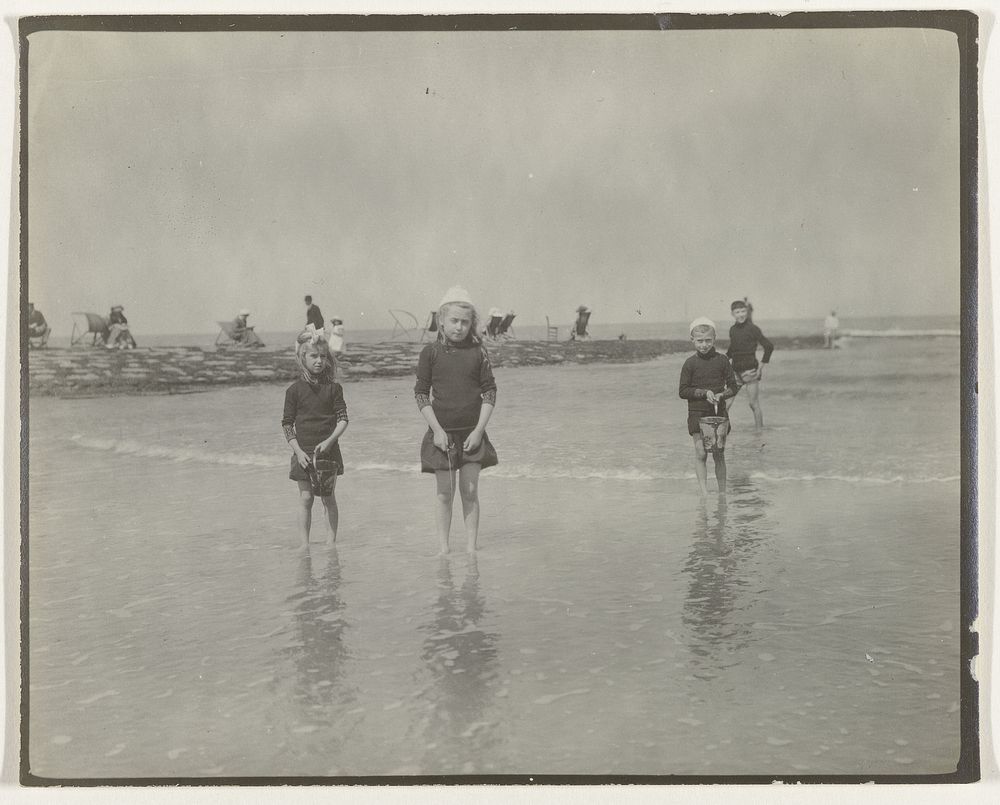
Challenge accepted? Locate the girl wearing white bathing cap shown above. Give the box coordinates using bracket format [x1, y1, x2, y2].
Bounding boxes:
[414, 286, 499, 554]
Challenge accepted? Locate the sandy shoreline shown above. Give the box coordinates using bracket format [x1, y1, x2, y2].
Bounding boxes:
[25, 335, 826, 398]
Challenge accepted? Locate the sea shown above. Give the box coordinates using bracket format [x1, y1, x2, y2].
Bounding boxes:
[24, 317, 966, 779]
[44, 314, 961, 350]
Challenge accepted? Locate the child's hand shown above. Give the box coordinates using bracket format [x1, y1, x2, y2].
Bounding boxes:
[464, 429, 483, 452]
[705, 390, 719, 404]
[295, 450, 310, 469]
[432, 429, 450, 452]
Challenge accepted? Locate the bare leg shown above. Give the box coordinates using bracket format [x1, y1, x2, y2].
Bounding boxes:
[692, 434, 709, 497]
[745, 379, 764, 431]
[712, 450, 727, 495]
[457, 462, 482, 553]
[296, 480, 314, 545]
[319, 475, 339, 544]
[434, 469, 457, 554]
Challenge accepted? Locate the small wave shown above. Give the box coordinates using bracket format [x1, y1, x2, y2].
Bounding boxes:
[70, 435, 278, 468]
[842, 329, 959, 338]
[69, 437, 958, 485]
[352, 461, 422, 475]
[354, 459, 690, 482]
[749, 471, 960, 485]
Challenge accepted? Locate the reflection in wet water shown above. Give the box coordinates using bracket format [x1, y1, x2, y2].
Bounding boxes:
[682, 477, 772, 678]
[280, 548, 356, 714]
[414, 556, 502, 772]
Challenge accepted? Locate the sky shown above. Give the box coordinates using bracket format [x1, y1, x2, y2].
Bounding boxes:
[24, 23, 961, 334]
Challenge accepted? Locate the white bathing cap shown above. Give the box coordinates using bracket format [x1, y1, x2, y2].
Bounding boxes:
[439, 286, 474, 308]
[689, 316, 717, 334]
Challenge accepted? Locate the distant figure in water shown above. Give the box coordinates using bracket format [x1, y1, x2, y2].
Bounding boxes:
[415, 286, 498, 554]
[282, 325, 349, 545]
[304, 295, 324, 329]
[679, 317, 737, 496]
[824, 310, 840, 349]
[727, 299, 774, 432]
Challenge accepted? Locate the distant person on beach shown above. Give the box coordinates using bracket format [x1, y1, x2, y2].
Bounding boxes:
[233, 309, 252, 343]
[282, 325, 349, 546]
[27, 303, 50, 343]
[105, 304, 136, 349]
[680, 317, 738, 496]
[726, 299, 773, 432]
[328, 315, 345, 355]
[304, 295, 324, 329]
[824, 310, 840, 348]
[414, 286, 498, 554]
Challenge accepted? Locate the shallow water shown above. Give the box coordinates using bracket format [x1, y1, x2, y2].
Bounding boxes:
[26, 337, 962, 778]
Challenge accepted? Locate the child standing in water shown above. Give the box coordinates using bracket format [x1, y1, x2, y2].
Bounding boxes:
[282, 325, 349, 545]
[726, 299, 774, 431]
[414, 287, 498, 554]
[679, 317, 738, 496]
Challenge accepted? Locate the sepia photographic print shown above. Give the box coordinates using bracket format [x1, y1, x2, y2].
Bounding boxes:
[15, 9, 980, 791]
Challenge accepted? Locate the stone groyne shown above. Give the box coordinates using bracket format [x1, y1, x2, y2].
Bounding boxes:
[25, 336, 825, 398]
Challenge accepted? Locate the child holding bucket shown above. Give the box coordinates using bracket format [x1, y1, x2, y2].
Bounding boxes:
[679, 317, 738, 496]
[282, 325, 349, 545]
[414, 286, 498, 554]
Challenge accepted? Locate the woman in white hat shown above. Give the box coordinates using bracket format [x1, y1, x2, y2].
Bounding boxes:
[414, 286, 499, 554]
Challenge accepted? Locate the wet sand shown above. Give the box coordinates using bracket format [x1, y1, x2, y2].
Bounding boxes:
[26, 340, 962, 778]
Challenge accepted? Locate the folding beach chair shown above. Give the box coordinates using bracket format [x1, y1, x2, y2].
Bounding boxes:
[215, 320, 264, 348]
[546, 316, 559, 341]
[388, 309, 421, 340]
[70, 312, 110, 346]
[419, 311, 439, 343]
[497, 311, 516, 339]
[484, 308, 504, 340]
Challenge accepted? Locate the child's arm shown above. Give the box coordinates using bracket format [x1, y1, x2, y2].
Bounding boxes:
[464, 347, 498, 451]
[315, 386, 349, 455]
[315, 420, 347, 455]
[463, 401, 494, 452]
[678, 359, 705, 400]
[720, 358, 738, 400]
[756, 324, 774, 363]
[414, 346, 450, 452]
[282, 386, 310, 468]
[420, 404, 450, 452]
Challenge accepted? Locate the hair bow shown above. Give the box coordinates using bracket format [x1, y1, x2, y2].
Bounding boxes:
[295, 323, 327, 350]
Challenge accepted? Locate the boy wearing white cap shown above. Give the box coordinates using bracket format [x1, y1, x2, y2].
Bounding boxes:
[414, 286, 498, 553]
[679, 317, 738, 495]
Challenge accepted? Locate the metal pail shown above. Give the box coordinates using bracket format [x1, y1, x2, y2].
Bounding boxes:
[699, 416, 729, 452]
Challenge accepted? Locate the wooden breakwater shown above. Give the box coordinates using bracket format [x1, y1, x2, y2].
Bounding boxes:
[24, 335, 826, 397]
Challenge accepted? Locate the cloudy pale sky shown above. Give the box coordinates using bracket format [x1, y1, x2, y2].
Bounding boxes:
[25, 23, 960, 334]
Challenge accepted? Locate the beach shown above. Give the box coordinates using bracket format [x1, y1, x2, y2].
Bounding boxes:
[24, 334, 963, 778]
[26, 335, 832, 398]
